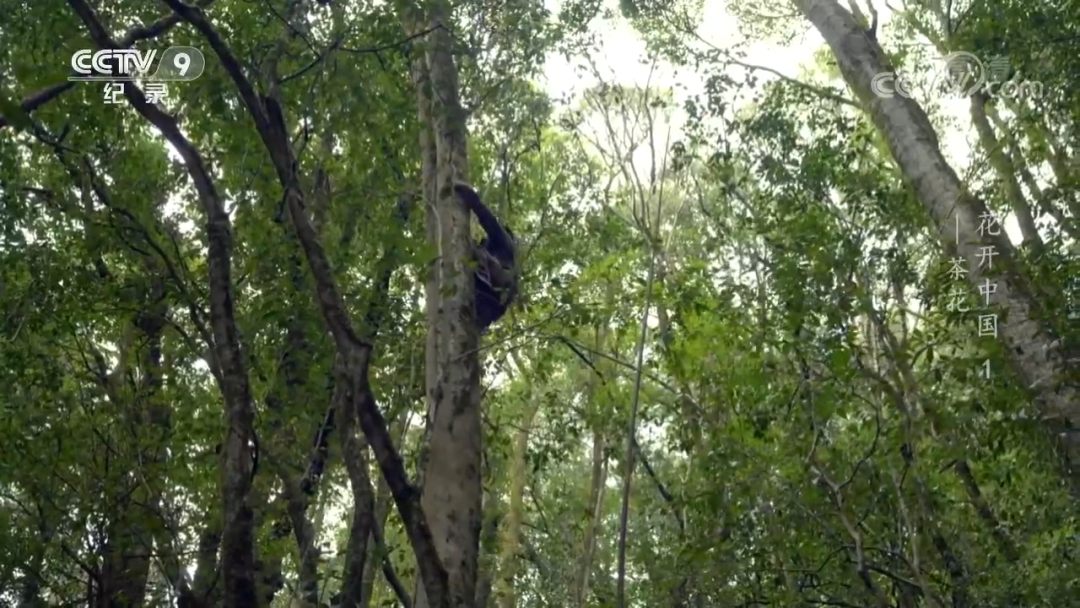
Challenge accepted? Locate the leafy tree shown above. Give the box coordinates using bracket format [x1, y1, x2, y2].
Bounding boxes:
[1, 0, 1076, 607]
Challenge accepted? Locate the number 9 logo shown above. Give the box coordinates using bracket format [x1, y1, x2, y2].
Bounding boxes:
[151, 47, 206, 81]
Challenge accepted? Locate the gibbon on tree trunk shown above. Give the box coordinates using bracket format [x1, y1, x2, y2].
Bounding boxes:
[407, 1, 484, 606]
[792, 0, 1080, 499]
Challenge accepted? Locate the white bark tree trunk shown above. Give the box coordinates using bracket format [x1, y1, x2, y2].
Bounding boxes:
[792, 0, 1080, 500]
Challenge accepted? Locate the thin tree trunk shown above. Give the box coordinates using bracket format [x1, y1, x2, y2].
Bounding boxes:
[953, 460, 1020, 561]
[494, 370, 540, 608]
[996, 111, 1046, 201]
[184, 515, 223, 607]
[969, 92, 1043, 251]
[68, 3, 262, 599]
[336, 354, 376, 608]
[1004, 98, 1080, 220]
[890, 467, 942, 608]
[986, 105, 1078, 239]
[475, 490, 502, 608]
[575, 322, 612, 607]
[615, 223, 659, 608]
[149, 1, 452, 604]
[65, 8, 264, 598]
[95, 228, 171, 608]
[575, 432, 609, 607]
[359, 458, 394, 608]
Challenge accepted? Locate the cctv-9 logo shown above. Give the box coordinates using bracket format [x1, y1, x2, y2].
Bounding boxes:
[70, 46, 205, 81]
[870, 72, 915, 99]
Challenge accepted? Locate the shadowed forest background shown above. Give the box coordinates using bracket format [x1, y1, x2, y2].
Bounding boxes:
[0, 0, 1077, 606]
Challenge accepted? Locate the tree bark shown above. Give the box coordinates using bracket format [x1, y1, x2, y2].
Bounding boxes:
[359, 447, 395, 607]
[792, 0, 1080, 501]
[66, 2, 262, 602]
[494, 384, 540, 608]
[968, 92, 1042, 251]
[407, 2, 484, 606]
[335, 355, 376, 608]
[574, 431, 608, 607]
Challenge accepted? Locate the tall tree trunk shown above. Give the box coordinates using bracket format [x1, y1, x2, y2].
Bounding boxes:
[185, 514, 223, 607]
[67, 1, 263, 596]
[97, 324, 162, 605]
[575, 322, 613, 607]
[95, 226, 171, 607]
[359, 447, 395, 608]
[106, 1, 453, 604]
[405, 1, 483, 606]
[574, 431, 609, 607]
[792, 0, 1080, 501]
[474, 489, 503, 608]
[494, 385, 541, 608]
[336, 354, 376, 608]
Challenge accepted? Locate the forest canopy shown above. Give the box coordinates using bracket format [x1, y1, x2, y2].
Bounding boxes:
[0, 0, 1077, 606]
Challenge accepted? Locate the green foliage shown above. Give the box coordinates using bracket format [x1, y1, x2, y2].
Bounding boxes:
[0, 0, 1077, 606]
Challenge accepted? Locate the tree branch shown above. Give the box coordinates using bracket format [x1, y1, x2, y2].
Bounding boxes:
[66, 0, 258, 603]
[156, 1, 450, 603]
